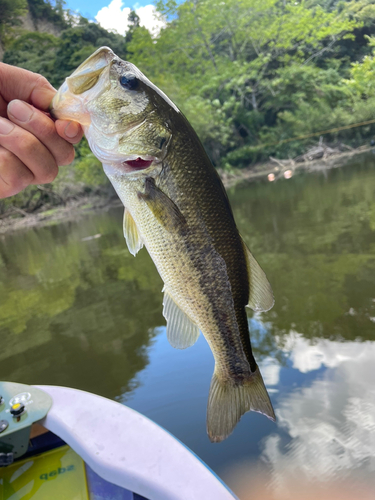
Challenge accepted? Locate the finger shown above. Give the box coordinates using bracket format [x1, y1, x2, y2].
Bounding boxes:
[55, 119, 84, 144]
[7, 100, 75, 166]
[0, 94, 7, 117]
[0, 62, 55, 112]
[0, 146, 34, 198]
[0, 117, 58, 184]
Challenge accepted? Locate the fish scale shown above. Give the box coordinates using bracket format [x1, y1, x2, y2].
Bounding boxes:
[51, 46, 275, 442]
[110, 167, 246, 375]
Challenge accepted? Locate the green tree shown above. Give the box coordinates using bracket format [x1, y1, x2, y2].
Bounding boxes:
[3, 31, 60, 83]
[124, 9, 140, 50]
[0, 0, 27, 45]
[53, 18, 127, 86]
[27, 0, 70, 29]
[129, 0, 360, 166]
[3, 0, 375, 213]
[345, 35, 375, 97]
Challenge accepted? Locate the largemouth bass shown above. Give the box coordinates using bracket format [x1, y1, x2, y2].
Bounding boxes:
[51, 47, 275, 442]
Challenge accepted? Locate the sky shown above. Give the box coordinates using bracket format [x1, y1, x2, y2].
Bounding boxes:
[63, 0, 166, 35]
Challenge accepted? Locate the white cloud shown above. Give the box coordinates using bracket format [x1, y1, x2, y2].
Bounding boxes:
[282, 331, 371, 373]
[259, 356, 281, 388]
[135, 4, 165, 35]
[96, 0, 131, 34]
[95, 0, 165, 37]
[261, 338, 375, 498]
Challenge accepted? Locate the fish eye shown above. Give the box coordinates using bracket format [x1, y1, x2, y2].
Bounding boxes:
[119, 75, 139, 90]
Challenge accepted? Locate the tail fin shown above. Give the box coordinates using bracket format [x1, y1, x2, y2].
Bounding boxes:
[206, 367, 275, 443]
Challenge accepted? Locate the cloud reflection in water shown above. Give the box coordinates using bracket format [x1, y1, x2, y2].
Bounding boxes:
[259, 332, 375, 497]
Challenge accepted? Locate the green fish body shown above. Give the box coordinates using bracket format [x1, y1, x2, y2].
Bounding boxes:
[51, 47, 275, 442]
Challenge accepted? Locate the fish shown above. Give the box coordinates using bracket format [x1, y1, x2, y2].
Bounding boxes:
[51, 46, 276, 442]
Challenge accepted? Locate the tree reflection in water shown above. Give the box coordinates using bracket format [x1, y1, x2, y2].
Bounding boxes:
[0, 154, 374, 497]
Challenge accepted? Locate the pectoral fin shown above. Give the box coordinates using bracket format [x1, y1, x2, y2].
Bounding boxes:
[163, 290, 200, 349]
[242, 238, 274, 312]
[123, 208, 144, 256]
[138, 177, 187, 233]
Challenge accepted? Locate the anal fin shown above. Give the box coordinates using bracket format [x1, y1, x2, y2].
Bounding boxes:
[242, 238, 274, 312]
[123, 208, 144, 256]
[163, 290, 200, 349]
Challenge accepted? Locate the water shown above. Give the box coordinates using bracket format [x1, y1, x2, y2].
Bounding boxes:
[1, 154, 375, 498]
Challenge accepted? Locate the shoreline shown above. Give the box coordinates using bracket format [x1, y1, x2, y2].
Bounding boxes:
[219, 145, 373, 188]
[0, 195, 123, 236]
[0, 146, 372, 235]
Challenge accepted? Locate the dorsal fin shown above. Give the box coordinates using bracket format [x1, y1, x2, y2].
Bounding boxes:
[162, 290, 200, 349]
[242, 238, 274, 312]
[123, 208, 144, 256]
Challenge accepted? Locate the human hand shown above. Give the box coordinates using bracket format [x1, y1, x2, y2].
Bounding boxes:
[0, 63, 83, 198]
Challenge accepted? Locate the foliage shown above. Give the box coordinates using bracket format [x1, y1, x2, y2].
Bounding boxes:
[27, 0, 69, 29]
[127, 0, 366, 166]
[0, 0, 27, 43]
[74, 139, 108, 187]
[3, 15, 126, 87]
[52, 19, 126, 87]
[3, 31, 60, 80]
[344, 35, 375, 97]
[124, 10, 140, 52]
[2, 0, 375, 212]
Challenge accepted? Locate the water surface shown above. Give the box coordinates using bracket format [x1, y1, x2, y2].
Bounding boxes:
[1, 154, 375, 498]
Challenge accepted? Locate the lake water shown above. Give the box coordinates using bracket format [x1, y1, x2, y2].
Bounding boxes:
[1, 154, 375, 499]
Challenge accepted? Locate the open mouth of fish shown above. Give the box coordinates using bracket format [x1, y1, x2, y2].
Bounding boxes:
[50, 46, 163, 175]
[122, 157, 155, 172]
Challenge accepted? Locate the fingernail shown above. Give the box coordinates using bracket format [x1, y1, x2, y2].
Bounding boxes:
[64, 121, 80, 138]
[0, 117, 14, 135]
[8, 100, 33, 123]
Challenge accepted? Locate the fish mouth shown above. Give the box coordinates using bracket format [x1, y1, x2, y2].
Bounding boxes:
[50, 47, 115, 122]
[121, 155, 158, 173]
[123, 158, 154, 171]
[68, 46, 115, 85]
[103, 155, 160, 177]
